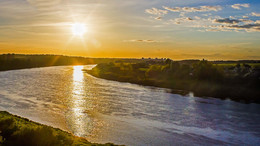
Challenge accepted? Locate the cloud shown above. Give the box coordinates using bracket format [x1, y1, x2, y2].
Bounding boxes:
[214, 18, 241, 24]
[240, 19, 254, 24]
[155, 17, 162, 20]
[205, 28, 233, 32]
[251, 12, 260, 17]
[124, 40, 161, 43]
[171, 17, 194, 24]
[227, 23, 260, 32]
[163, 5, 222, 13]
[199, 25, 233, 32]
[163, 6, 181, 12]
[203, 22, 260, 32]
[191, 17, 260, 32]
[149, 5, 260, 33]
[231, 3, 250, 10]
[145, 8, 168, 16]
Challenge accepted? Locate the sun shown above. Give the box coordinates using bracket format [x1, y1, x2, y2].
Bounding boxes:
[71, 23, 87, 36]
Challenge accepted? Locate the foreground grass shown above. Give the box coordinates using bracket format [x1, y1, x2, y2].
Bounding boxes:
[0, 111, 118, 146]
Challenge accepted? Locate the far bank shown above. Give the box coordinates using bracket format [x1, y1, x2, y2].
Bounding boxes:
[86, 60, 260, 104]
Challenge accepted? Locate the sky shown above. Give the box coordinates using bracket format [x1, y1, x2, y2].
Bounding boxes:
[0, 0, 260, 60]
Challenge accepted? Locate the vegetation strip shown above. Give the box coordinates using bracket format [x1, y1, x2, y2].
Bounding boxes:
[0, 111, 119, 146]
[86, 59, 260, 104]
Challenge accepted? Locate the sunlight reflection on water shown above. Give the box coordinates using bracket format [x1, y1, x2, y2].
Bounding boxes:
[0, 65, 259, 145]
[73, 66, 84, 82]
[69, 66, 90, 137]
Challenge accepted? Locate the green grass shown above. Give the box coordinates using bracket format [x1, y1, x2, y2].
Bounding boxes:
[0, 111, 119, 146]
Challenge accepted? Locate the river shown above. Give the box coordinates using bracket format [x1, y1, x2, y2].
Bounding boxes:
[0, 65, 259, 145]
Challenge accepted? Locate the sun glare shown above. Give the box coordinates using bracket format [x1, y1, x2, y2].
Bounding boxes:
[71, 23, 87, 36]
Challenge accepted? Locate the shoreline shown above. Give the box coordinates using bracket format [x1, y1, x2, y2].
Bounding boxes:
[86, 70, 260, 104]
[0, 111, 118, 146]
[0, 64, 95, 72]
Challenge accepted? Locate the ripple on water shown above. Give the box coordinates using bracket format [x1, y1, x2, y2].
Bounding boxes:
[0, 65, 259, 146]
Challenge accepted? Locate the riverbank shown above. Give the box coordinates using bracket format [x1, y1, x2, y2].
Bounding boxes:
[86, 61, 260, 104]
[0, 54, 143, 72]
[0, 111, 117, 146]
[0, 54, 100, 72]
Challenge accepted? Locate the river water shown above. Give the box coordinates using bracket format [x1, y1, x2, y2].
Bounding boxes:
[0, 65, 259, 145]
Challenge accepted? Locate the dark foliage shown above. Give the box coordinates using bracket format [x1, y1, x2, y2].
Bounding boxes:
[87, 60, 260, 103]
[0, 54, 141, 71]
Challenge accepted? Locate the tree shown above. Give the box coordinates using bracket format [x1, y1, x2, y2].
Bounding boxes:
[193, 60, 223, 81]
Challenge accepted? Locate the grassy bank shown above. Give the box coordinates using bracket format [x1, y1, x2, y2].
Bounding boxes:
[0, 111, 118, 146]
[86, 60, 260, 104]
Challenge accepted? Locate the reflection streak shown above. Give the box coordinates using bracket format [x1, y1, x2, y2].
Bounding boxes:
[70, 66, 89, 136]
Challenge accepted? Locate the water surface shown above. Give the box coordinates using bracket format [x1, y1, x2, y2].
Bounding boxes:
[0, 65, 259, 145]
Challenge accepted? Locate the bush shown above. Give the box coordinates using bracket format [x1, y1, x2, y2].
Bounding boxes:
[0, 118, 18, 140]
